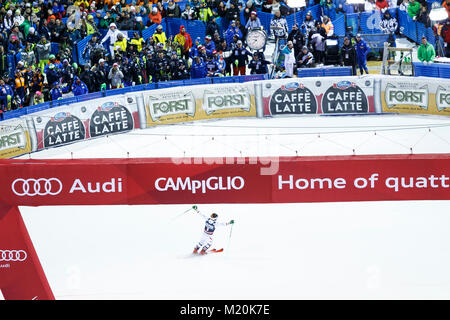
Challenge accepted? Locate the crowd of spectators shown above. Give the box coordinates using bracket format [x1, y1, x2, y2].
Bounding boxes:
[0, 0, 449, 116]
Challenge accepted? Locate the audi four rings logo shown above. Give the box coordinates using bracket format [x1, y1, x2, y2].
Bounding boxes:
[0, 250, 27, 262]
[11, 178, 63, 196]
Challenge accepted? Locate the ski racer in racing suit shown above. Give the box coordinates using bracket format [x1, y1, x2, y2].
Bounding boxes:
[192, 205, 234, 255]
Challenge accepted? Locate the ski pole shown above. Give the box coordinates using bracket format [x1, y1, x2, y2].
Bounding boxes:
[227, 222, 234, 252]
[171, 206, 195, 222]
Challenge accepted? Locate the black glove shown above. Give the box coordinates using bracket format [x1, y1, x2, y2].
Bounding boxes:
[229, 219, 235, 225]
[192, 205, 198, 211]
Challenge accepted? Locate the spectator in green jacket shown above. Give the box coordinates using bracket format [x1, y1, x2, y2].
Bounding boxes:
[417, 36, 436, 63]
[407, 0, 421, 19]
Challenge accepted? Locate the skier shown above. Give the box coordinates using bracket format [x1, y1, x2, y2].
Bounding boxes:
[192, 205, 234, 255]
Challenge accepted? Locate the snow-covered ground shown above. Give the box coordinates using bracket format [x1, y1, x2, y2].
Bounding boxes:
[20, 201, 450, 300]
[14, 113, 450, 300]
[18, 114, 450, 159]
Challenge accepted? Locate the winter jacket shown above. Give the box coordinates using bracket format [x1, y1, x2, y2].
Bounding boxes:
[191, 60, 207, 78]
[71, 78, 89, 96]
[108, 68, 124, 87]
[417, 42, 436, 62]
[407, 1, 420, 18]
[355, 39, 370, 63]
[36, 41, 51, 60]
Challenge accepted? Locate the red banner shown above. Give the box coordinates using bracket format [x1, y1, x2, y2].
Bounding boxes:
[0, 155, 450, 206]
[0, 205, 54, 300]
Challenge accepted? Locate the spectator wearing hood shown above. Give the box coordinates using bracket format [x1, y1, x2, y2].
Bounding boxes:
[72, 76, 89, 96]
[375, 0, 389, 10]
[174, 25, 193, 59]
[148, 6, 162, 25]
[101, 22, 127, 58]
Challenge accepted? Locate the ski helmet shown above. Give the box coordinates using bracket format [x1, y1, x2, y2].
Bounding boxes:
[210, 213, 218, 219]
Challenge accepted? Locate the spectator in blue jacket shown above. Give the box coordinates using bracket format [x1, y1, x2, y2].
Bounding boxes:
[355, 33, 370, 75]
[71, 77, 89, 96]
[0, 79, 14, 113]
[225, 20, 242, 45]
[8, 35, 24, 54]
[204, 35, 216, 55]
[50, 82, 63, 101]
[191, 56, 207, 79]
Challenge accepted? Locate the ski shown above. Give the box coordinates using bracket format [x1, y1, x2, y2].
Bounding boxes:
[208, 248, 223, 254]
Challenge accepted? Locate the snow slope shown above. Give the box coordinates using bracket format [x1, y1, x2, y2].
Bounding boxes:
[15, 114, 450, 299]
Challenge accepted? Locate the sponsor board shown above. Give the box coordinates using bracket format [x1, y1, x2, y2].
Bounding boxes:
[31, 95, 140, 150]
[1, 155, 450, 207]
[268, 82, 318, 115]
[381, 77, 450, 116]
[89, 101, 134, 137]
[261, 77, 373, 116]
[0, 119, 32, 159]
[322, 80, 369, 114]
[143, 84, 256, 126]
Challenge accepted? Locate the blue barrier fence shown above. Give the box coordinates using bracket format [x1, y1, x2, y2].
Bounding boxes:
[413, 62, 450, 78]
